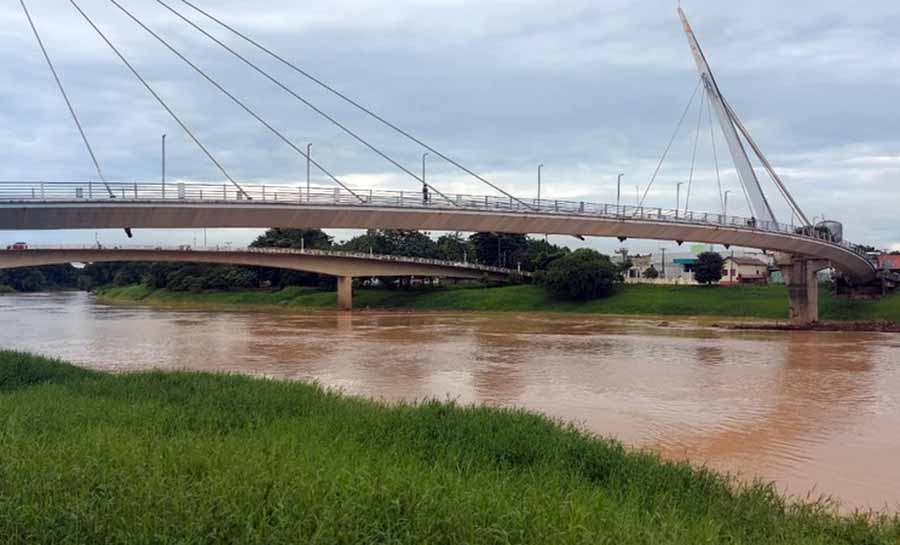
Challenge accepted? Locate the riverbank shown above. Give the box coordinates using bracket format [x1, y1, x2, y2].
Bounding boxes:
[96, 283, 900, 322]
[1, 350, 897, 544]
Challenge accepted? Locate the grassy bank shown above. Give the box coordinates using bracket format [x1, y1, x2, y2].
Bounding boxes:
[97, 283, 900, 321]
[1, 350, 897, 544]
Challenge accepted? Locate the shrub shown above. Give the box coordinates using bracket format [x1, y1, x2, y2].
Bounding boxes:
[642, 265, 660, 279]
[541, 249, 618, 301]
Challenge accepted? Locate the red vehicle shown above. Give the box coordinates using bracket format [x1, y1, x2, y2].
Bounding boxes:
[6, 242, 27, 251]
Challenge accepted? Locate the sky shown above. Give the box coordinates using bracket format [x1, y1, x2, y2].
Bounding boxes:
[1, 0, 898, 254]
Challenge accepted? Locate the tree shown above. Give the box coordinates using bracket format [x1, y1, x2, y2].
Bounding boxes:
[250, 228, 332, 250]
[468, 233, 529, 268]
[642, 265, 659, 279]
[541, 248, 619, 301]
[435, 232, 474, 262]
[339, 229, 438, 258]
[694, 251, 725, 285]
[524, 238, 569, 271]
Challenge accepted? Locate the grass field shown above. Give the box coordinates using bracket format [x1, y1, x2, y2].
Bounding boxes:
[97, 283, 900, 322]
[1, 350, 897, 544]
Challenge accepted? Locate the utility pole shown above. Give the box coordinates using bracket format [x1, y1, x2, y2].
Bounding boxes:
[660, 247, 667, 279]
[161, 133, 166, 198]
[306, 142, 312, 201]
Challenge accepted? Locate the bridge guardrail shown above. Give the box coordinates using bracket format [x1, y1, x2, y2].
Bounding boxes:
[0, 180, 872, 264]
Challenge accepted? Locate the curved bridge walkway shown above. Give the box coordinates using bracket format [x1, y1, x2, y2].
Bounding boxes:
[0, 181, 879, 322]
[0, 245, 525, 310]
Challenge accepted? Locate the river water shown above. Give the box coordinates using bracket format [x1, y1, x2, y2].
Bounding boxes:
[2, 292, 899, 512]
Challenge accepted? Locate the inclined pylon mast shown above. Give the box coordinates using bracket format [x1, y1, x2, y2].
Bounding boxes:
[677, 8, 778, 225]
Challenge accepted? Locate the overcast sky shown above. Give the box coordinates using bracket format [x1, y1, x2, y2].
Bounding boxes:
[1, 0, 898, 253]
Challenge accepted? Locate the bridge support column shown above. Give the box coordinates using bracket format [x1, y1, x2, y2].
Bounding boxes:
[775, 254, 829, 325]
[337, 276, 353, 311]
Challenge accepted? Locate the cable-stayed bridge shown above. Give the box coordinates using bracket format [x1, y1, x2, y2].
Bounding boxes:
[4, 2, 884, 324]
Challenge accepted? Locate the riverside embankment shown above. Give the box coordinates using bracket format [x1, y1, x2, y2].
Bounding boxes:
[3, 291, 900, 513]
[97, 283, 900, 322]
[2, 349, 898, 544]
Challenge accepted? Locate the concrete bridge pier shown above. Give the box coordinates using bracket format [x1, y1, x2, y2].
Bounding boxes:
[337, 276, 353, 311]
[775, 253, 829, 325]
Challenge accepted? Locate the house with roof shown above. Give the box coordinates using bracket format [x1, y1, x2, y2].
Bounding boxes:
[876, 254, 900, 272]
[722, 256, 769, 285]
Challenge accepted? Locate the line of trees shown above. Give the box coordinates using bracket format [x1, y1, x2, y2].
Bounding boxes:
[0, 264, 82, 293]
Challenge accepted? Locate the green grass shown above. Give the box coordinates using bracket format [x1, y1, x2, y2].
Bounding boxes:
[1, 350, 897, 544]
[97, 283, 900, 322]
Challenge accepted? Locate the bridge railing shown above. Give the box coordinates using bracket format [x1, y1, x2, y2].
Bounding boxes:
[0, 180, 871, 262]
[5, 243, 526, 276]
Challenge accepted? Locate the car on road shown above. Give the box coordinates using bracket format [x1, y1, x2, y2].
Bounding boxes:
[6, 242, 27, 251]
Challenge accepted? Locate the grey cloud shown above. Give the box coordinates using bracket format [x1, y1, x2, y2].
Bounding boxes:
[1, 0, 898, 251]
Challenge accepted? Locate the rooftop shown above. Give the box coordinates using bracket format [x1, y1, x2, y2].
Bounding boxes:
[725, 256, 769, 267]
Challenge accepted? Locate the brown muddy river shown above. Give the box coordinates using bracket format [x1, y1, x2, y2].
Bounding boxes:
[2, 292, 899, 512]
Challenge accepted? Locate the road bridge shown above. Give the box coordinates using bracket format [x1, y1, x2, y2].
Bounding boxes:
[0, 244, 523, 310]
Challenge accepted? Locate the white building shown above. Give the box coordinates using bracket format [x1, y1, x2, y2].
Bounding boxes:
[722, 256, 769, 285]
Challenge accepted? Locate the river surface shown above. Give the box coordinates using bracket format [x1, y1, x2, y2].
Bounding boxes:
[2, 292, 899, 512]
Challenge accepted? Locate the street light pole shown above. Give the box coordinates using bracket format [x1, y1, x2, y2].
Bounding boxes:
[422, 152, 429, 203]
[724, 190, 731, 218]
[161, 133, 166, 198]
[538, 164, 544, 203]
[306, 142, 312, 201]
[616, 173, 623, 212]
[660, 247, 667, 279]
[676, 182, 685, 218]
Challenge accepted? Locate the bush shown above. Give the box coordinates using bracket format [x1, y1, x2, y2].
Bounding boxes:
[541, 249, 618, 301]
[695, 252, 725, 285]
[642, 265, 660, 279]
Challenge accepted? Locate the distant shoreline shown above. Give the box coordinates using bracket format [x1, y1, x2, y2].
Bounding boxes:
[89, 283, 900, 323]
[716, 321, 900, 333]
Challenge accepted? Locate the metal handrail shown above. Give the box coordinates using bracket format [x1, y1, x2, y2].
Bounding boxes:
[0, 180, 872, 263]
[4, 244, 526, 276]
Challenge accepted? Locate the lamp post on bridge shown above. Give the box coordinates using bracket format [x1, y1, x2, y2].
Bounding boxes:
[537, 164, 544, 204]
[161, 133, 166, 198]
[724, 190, 731, 218]
[616, 173, 623, 213]
[422, 152, 429, 204]
[306, 142, 312, 201]
[676, 182, 685, 218]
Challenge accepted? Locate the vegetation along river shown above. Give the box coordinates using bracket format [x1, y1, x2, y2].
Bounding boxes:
[3, 291, 899, 513]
